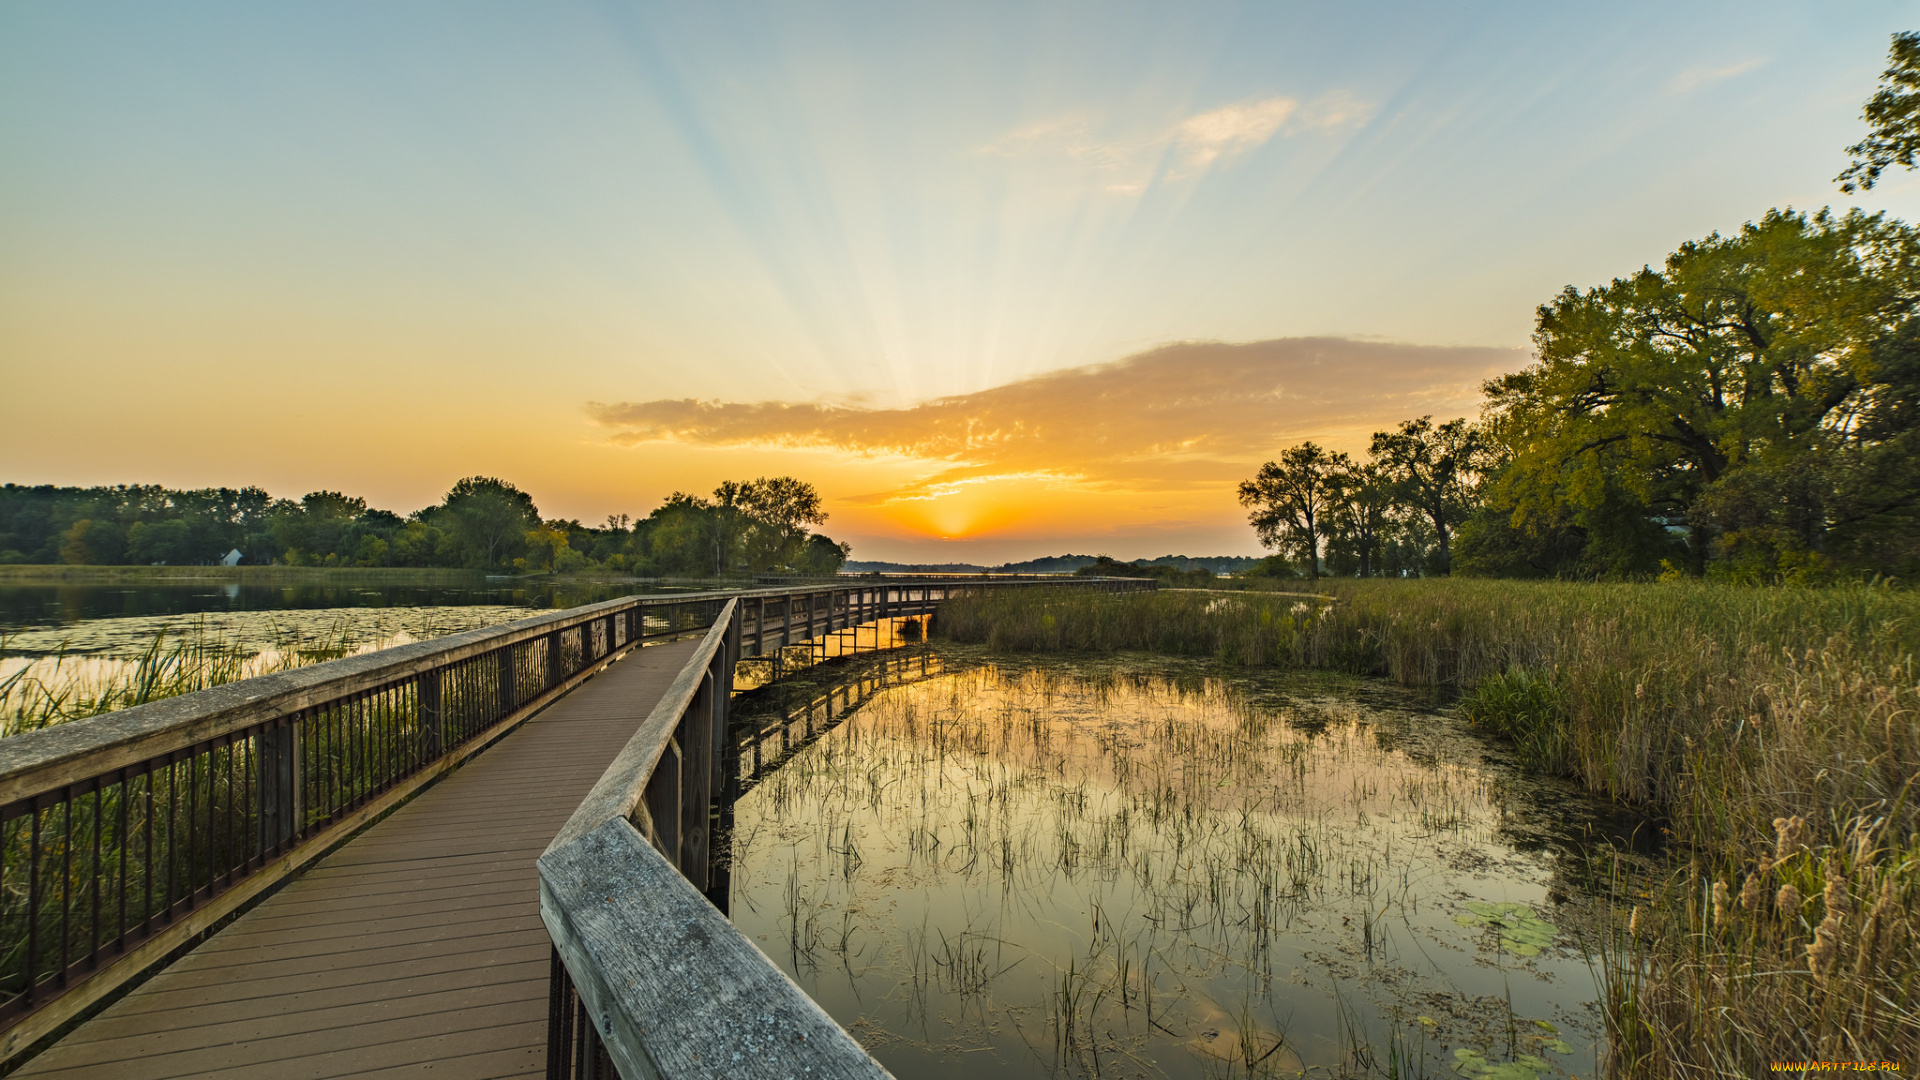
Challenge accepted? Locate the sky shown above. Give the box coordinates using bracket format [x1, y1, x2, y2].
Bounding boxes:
[5, 1, 1920, 563]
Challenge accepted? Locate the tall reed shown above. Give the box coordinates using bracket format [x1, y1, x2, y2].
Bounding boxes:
[934, 580, 1920, 1068]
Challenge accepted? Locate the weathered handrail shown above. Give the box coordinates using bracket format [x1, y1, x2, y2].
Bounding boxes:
[540, 601, 892, 1079]
[0, 576, 1153, 1067]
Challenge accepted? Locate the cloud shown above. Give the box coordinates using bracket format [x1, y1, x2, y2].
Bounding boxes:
[587, 337, 1521, 504]
[1667, 58, 1766, 95]
[980, 91, 1372, 190]
[1177, 97, 1298, 168]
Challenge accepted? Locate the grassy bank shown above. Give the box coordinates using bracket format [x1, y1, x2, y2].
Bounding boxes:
[0, 564, 490, 585]
[933, 581, 1919, 1070]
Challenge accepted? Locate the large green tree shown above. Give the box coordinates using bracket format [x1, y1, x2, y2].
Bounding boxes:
[1483, 208, 1920, 575]
[738, 476, 828, 571]
[1322, 461, 1397, 578]
[1369, 416, 1484, 575]
[436, 477, 541, 568]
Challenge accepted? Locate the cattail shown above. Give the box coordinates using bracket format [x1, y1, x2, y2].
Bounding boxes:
[1808, 913, 1842, 988]
[1711, 880, 1731, 923]
[1739, 872, 1765, 910]
[1628, 905, 1642, 936]
[1777, 883, 1804, 918]
[1823, 863, 1852, 919]
[1773, 816, 1808, 862]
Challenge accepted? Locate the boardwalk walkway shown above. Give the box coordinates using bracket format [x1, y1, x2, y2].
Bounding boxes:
[16, 637, 704, 1080]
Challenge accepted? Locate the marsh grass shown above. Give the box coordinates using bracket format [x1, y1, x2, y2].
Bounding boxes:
[935, 581, 1920, 1068]
[1, 627, 310, 737]
[0, 611, 503, 737]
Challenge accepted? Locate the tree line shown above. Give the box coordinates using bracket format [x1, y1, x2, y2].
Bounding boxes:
[1239, 33, 1920, 583]
[0, 475, 850, 577]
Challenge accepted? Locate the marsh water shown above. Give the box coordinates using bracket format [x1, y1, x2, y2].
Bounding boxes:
[727, 648, 1645, 1080]
[0, 578, 692, 682]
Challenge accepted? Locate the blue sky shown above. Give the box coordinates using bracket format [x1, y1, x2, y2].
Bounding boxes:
[4, 2, 1918, 559]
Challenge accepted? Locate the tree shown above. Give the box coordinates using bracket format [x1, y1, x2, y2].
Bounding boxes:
[1369, 417, 1484, 575]
[1322, 461, 1397, 577]
[436, 477, 540, 568]
[794, 534, 853, 576]
[1237, 443, 1349, 579]
[1483, 209, 1918, 575]
[739, 476, 828, 571]
[709, 481, 752, 575]
[1838, 32, 1920, 193]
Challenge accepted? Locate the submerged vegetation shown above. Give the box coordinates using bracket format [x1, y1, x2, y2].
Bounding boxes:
[731, 655, 1614, 1077]
[0, 608, 518, 736]
[933, 582, 1920, 1069]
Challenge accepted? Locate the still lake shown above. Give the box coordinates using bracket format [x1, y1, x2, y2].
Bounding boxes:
[0, 578, 688, 679]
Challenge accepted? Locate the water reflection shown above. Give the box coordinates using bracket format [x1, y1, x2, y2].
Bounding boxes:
[725, 651, 1638, 1079]
[0, 578, 690, 636]
[0, 578, 698, 698]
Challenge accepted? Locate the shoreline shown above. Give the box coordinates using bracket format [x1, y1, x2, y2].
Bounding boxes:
[0, 565, 489, 585]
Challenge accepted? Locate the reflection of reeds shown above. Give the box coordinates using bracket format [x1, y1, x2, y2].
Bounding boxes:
[1, 618, 433, 736]
[937, 582, 1920, 1067]
[733, 660, 1591, 1077]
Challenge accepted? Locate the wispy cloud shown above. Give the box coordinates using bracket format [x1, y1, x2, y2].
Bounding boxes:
[979, 91, 1373, 192]
[1176, 97, 1298, 168]
[1667, 57, 1766, 95]
[588, 337, 1517, 505]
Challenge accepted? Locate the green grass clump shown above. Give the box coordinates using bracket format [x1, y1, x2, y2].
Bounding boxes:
[933, 579, 1920, 1068]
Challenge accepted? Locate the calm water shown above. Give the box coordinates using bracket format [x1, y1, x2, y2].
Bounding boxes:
[727, 650, 1645, 1080]
[0, 578, 690, 684]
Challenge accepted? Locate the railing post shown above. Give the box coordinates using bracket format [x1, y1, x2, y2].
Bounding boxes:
[547, 630, 563, 690]
[499, 643, 518, 715]
[678, 672, 713, 891]
[256, 720, 301, 853]
[417, 671, 444, 763]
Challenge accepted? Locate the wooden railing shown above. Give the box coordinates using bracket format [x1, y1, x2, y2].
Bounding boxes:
[0, 576, 1152, 1068]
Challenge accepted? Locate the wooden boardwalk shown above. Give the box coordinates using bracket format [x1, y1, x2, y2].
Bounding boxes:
[15, 638, 705, 1080]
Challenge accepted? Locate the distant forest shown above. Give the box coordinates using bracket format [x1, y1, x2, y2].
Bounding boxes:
[0, 476, 851, 577]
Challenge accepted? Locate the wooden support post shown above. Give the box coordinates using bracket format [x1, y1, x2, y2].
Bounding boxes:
[679, 673, 713, 891]
[497, 643, 518, 716]
[547, 630, 563, 690]
[255, 721, 300, 853]
[642, 741, 680, 863]
[417, 671, 444, 763]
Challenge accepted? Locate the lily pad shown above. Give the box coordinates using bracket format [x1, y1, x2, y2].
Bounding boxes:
[1452, 1048, 1555, 1079]
[1455, 901, 1559, 956]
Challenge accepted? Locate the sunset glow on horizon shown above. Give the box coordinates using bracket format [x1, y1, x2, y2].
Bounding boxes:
[6, 2, 1920, 562]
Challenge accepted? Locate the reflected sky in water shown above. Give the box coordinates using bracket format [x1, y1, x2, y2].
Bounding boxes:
[728, 652, 1633, 1079]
